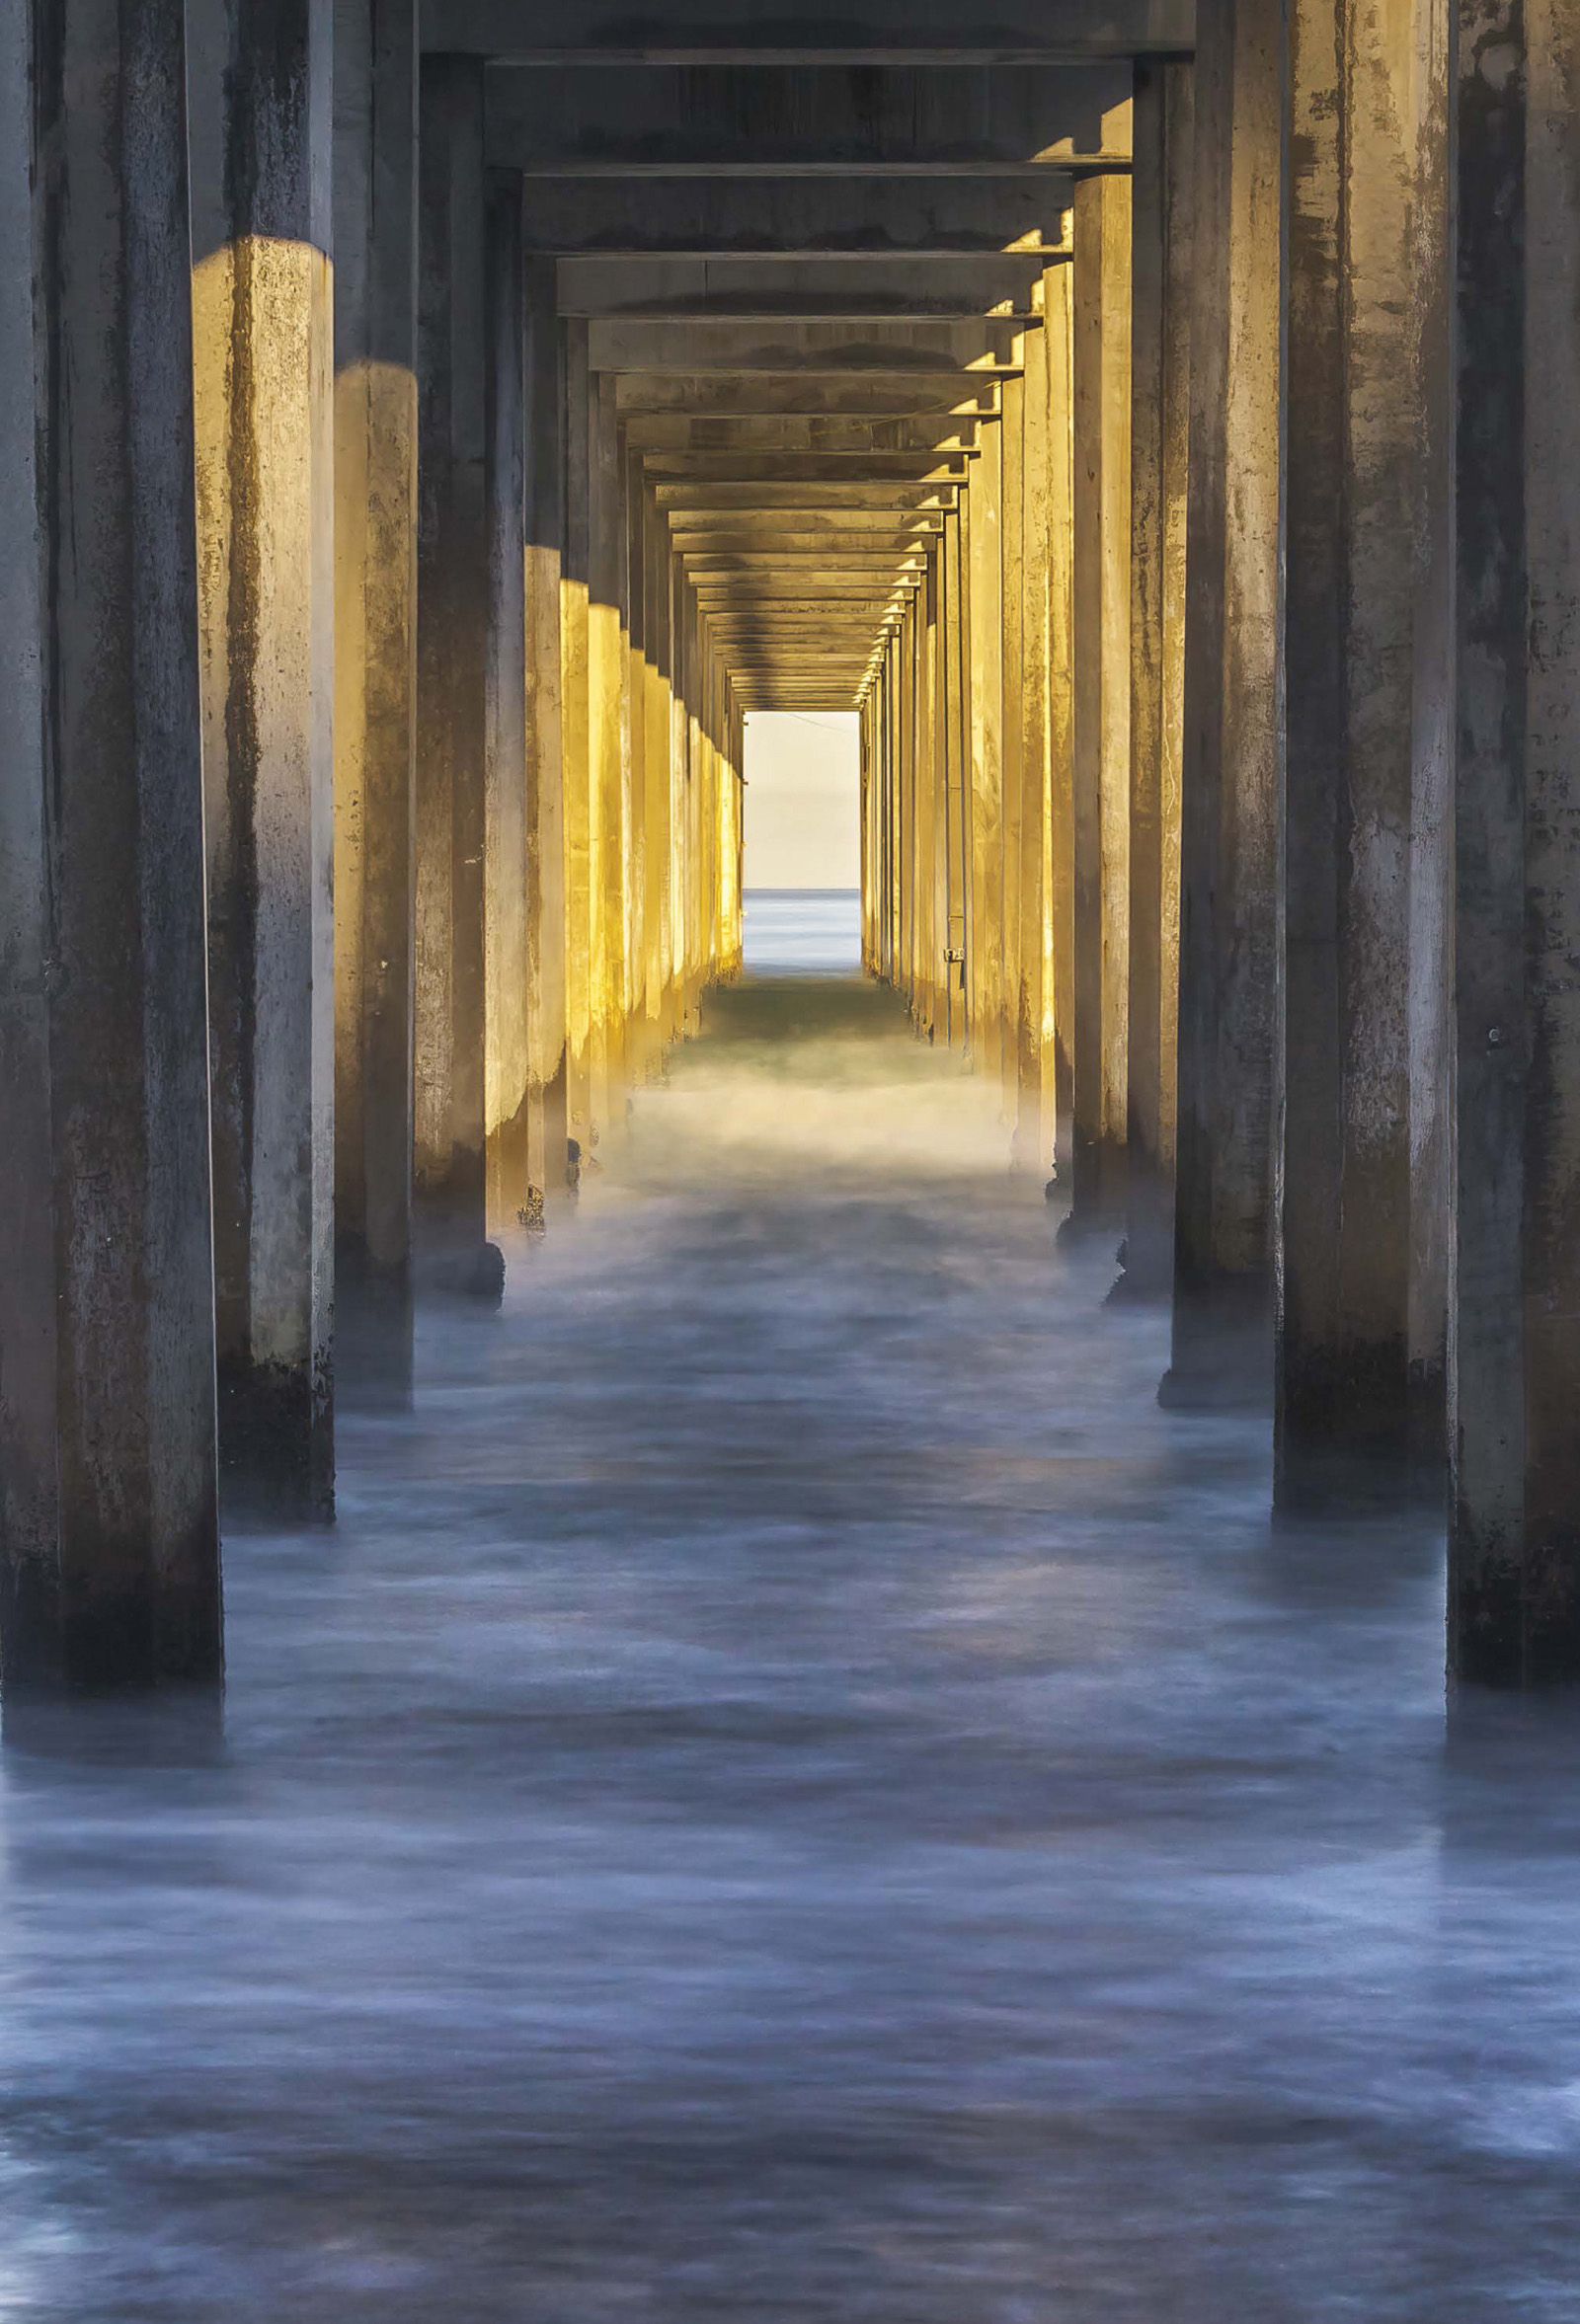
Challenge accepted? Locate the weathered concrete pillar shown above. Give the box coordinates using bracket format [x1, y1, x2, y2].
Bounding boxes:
[1121, 61, 1193, 1300]
[333, 0, 418, 1399]
[524, 257, 568, 1201]
[1066, 170, 1133, 1245]
[1000, 372, 1026, 1129]
[589, 367, 627, 1135]
[561, 320, 594, 1142]
[1278, 0, 1453, 1509]
[190, 0, 335, 1514]
[969, 418, 1006, 1088]
[915, 555, 942, 1042]
[0, 0, 221, 1690]
[484, 170, 532, 1242]
[640, 478, 675, 1046]
[942, 504, 969, 1048]
[1451, 0, 1580, 1679]
[1017, 295, 1056, 1168]
[1161, 0, 1284, 1411]
[1045, 253, 1079, 1185]
[415, 55, 495, 1290]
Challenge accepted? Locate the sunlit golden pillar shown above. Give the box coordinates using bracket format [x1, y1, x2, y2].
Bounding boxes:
[588, 368, 626, 1139]
[1066, 169, 1134, 1248]
[524, 257, 567, 1204]
[941, 503, 970, 1050]
[969, 415, 1005, 1086]
[333, 0, 419, 1385]
[915, 553, 941, 1041]
[190, 0, 335, 1514]
[1017, 287, 1056, 1173]
[1000, 368, 1026, 1126]
[1046, 249, 1078, 1182]
[643, 498, 675, 1044]
[560, 320, 593, 1157]
[1122, 63, 1193, 1301]
[624, 443, 653, 1070]
[2, 0, 221, 1690]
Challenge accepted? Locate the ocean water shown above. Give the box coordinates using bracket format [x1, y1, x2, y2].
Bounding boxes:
[1, 978, 1578, 2319]
[741, 888, 861, 975]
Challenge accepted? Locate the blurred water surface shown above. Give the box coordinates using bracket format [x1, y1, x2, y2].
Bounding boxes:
[2, 967, 1579, 2319]
[741, 888, 861, 975]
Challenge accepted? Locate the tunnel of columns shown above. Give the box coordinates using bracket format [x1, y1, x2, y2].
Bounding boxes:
[1, 0, 1578, 1696]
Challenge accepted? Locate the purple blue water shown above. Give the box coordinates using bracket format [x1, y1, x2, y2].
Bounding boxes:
[1, 961, 1578, 2318]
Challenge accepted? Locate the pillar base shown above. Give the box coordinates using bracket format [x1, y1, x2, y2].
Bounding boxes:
[335, 1242, 415, 1414]
[218, 1358, 335, 1529]
[1158, 1277, 1272, 1414]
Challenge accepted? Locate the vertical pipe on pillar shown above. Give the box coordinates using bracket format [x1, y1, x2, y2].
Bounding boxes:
[524, 256, 567, 1202]
[1122, 60, 1194, 1300]
[190, 0, 336, 1511]
[1161, 0, 1284, 1410]
[333, 0, 418, 1397]
[1279, 0, 1451, 1510]
[1, 0, 221, 1691]
[1451, 0, 1580, 1679]
[1066, 170, 1134, 1250]
[483, 169, 530, 1244]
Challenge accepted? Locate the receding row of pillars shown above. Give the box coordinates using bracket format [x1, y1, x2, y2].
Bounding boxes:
[859, 0, 1580, 1686]
[0, 0, 741, 1694]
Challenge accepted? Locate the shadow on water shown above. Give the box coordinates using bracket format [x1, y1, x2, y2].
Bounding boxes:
[2, 969, 1578, 2317]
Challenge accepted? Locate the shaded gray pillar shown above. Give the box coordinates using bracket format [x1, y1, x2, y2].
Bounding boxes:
[415, 55, 496, 1292]
[484, 168, 533, 1239]
[189, 0, 336, 1519]
[0, 0, 221, 1689]
[1451, 0, 1580, 1680]
[1277, 0, 1452, 1511]
[1160, 0, 1284, 1411]
[1065, 170, 1133, 1247]
[525, 256, 570, 1197]
[1120, 59, 1194, 1301]
[333, 0, 419, 1403]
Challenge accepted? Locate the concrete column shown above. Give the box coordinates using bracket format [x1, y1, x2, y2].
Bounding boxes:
[1278, 0, 1452, 1509]
[333, 0, 418, 1400]
[1451, 0, 1580, 1680]
[1161, 0, 1284, 1411]
[524, 258, 568, 1201]
[641, 481, 675, 1045]
[942, 505, 969, 1049]
[561, 320, 593, 1149]
[1121, 61, 1193, 1301]
[415, 56, 495, 1289]
[1000, 371, 1026, 1129]
[915, 555, 942, 1042]
[1018, 289, 1056, 1169]
[1046, 254, 1079, 1185]
[484, 170, 532, 1242]
[1, 0, 220, 1691]
[969, 418, 1006, 1088]
[190, 0, 335, 1514]
[1066, 170, 1133, 1247]
[589, 367, 627, 1136]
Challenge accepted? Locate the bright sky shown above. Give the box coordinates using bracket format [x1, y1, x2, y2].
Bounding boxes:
[742, 711, 861, 891]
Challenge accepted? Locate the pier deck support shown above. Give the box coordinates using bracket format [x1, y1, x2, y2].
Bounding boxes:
[0, 0, 221, 1688]
[190, 0, 336, 1516]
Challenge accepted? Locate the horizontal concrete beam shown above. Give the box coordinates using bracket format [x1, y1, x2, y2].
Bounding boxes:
[488, 64, 1132, 170]
[423, 0, 1192, 59]
[592, 318, 1024, 372]
[557, 256, 1053, 319]
[615, 372, 1000, 415]
[639, 455, 971, 483]
[518, 176, 1071, 253]
[657, 481, 957, 507]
